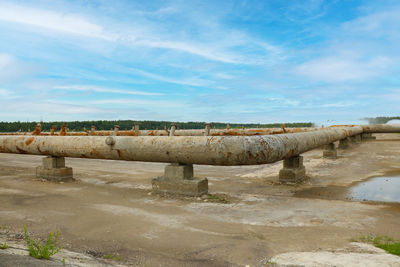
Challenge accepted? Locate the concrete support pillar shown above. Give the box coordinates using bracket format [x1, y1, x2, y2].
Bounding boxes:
[279, 155, 306, 183]
[355, 134, 362, 143]
[338, 138, 350, 149]
[36, 156, 73, 182]
[152, 163, 208, 196]
[323, 143, 337, 158]
[348, 135, 358, 144]
[361, 133, 376, 140]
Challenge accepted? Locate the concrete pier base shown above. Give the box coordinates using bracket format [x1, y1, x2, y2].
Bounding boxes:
[349, 135, 358, 144]
[323, 143, 337, 159]
[361, 133, 376, 140]
[355, 134, 362, 143]
[152, 163, 208, 196]
[36, 156, 73, 182]
[279, 155, 306, 183]
[338, 138, 350, 149]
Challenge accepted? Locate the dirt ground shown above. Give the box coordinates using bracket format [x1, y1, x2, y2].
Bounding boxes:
[0, 133, 400, 266]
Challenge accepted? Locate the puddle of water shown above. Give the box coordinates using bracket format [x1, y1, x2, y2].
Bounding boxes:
[349, 175, 400, 203]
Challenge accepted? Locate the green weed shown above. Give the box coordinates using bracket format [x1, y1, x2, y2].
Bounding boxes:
[207, 194, 229, 203]
[354, 235, 400, 256]
[372, 236, 400, 256]
[0, 242, 9, 249]
[23, 226, 62, 259]
[103, 253, 123, 262]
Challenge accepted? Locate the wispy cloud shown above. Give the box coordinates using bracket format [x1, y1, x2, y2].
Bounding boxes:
[341, 6, 400, 38]
[0, 100, 101, 116]
[130, 68, 210, 87]
[0, 3, 115, 40]
[133, 40, 242, 64]
[294, 56, 392, 82]
[0, 3, 277, 64]
[0, 53, 33, 81]
[0, 1, 399, 123]
[0, 88, 18, 99]
[266, 97, 300, 107]
[53, 85, 163, 96]
[89, 98, 185, 108]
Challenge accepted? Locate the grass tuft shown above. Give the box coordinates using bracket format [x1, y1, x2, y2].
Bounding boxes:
[372, 236, 400, 256]
[354, 235, 400, 256]
[206, 194, 229, 203]
[103, 253, 123, 262]
[23, 225, 62, 259]
[0, 242, 9, 249]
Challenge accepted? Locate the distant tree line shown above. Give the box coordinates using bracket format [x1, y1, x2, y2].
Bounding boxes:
[0, 120, 314, 132]
[364, 116, 400, 124]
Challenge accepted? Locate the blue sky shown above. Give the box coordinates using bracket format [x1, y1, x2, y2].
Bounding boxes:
[0, 0, 399, 125]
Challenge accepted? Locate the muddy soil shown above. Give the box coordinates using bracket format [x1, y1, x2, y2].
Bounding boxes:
[0, 133, 400, 266]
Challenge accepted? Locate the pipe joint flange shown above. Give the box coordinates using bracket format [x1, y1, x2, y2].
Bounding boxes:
[105, 136, 116, 146]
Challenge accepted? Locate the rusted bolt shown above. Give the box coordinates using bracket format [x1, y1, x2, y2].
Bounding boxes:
[105, 136, 116, 146]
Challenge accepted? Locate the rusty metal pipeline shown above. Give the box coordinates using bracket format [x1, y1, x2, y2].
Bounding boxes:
[1, 124, 398, 137]
[361, 124, 400, 133]
[0, 127, 320, 136]
[0, 126, 363, 165]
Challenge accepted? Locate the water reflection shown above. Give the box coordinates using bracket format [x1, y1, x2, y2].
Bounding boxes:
[350, 175, 400, 202]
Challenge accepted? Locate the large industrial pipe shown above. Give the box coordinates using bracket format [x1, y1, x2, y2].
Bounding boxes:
[361, 124, 400, 133]
[0, 127, 319, 136]
[0, 126, 363, 166]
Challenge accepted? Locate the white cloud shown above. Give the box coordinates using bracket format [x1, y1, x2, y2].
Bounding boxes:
[0, 88, 18, 99]
[320, 102, 355, 108]
[0, 53, 33, 81]
[0, 100, 101, 116]
[214, 73, 234, 80]
[53, 85, 163, 96]
[266, 97, 300, 106]
[89, 98, 185, 108]
[294, 56, 392, 82]
[0, 3, 115, 40]
[134, 39, 241, 64]
[130, 68, 210, 87]
[0, 3, 279, 64]
[341, 7, 400, 38]
[0, 54, 13, 69]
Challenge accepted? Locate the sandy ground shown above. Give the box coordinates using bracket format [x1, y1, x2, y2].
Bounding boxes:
[0, 133, 400, 266]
